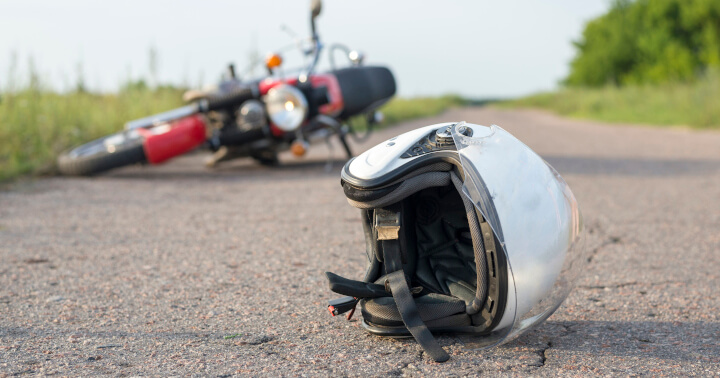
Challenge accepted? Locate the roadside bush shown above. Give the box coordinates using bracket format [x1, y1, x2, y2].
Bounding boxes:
[565, 0, 720, 86]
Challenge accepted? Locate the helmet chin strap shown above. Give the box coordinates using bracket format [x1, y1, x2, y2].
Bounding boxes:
[376, 206, 451, 363]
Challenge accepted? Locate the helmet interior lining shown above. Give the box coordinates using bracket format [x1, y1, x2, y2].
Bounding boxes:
[346, 168, 494, 331]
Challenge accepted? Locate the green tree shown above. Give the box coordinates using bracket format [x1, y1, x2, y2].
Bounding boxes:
[565, 0, 720, 87]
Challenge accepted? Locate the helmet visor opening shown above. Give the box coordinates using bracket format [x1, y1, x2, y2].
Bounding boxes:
[347, 169, 508, 337]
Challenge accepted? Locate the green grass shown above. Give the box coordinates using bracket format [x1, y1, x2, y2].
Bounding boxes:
[0, 86, 464, 182]
[501, 71, 720, 129]
[379, 95, 466, 124]
[0, 85, 185, 181]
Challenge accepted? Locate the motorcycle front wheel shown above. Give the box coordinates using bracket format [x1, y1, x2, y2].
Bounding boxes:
[57, 131, 146, 176]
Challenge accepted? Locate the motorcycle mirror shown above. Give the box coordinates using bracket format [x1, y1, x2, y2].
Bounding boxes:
[348, 50, 364, 66]
[311, 0, 322, 19]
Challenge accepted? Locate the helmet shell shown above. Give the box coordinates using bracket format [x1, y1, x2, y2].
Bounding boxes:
[343, 122, 586, 346]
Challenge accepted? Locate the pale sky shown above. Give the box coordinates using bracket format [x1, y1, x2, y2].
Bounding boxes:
[0, 0, 609, 98]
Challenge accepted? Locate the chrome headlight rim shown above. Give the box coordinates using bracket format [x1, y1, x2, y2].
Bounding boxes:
[265, 84, 308, 132]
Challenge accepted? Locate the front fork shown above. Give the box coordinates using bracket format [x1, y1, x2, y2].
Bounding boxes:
[308, 115, 353, 158]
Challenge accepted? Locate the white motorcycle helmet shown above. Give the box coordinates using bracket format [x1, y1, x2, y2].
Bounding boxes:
[325, 122, 585, 362]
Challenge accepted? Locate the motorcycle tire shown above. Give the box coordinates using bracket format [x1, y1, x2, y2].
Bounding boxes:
[57, 131, 147, 176]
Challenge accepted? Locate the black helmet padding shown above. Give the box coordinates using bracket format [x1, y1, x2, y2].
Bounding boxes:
[326, 163, 492, 362]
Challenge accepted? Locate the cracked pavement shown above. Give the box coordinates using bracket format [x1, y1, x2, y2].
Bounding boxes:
[1, 107, 719, 376]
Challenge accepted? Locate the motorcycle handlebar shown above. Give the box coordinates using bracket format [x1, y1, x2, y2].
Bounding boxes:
[204, 86, 257, 112]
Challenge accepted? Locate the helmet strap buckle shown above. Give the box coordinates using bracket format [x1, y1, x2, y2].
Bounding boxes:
[373, 208, 401, 241]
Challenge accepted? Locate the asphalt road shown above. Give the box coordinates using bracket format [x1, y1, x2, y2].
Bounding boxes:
[1, 107, 719, 376]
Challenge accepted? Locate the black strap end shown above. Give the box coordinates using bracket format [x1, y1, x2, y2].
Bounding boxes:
[325, 271, 388, 298]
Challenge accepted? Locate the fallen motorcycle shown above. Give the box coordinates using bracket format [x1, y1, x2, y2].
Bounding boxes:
[58, 0, 396, 176]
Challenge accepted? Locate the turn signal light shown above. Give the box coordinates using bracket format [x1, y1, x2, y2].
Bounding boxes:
[291, 140, 308, 157]
[265, 54, 283, 69]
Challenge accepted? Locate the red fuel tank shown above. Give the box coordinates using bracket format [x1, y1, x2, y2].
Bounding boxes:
[139, 115, 207, 164]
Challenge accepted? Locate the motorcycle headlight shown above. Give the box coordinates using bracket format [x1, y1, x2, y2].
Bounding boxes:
[265, 84, 308, 132]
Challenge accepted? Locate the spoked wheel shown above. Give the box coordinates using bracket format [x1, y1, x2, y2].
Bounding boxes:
[57, 130, 147, 176]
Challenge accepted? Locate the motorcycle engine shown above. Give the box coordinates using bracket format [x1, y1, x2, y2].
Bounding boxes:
[236, 100, 267, 131]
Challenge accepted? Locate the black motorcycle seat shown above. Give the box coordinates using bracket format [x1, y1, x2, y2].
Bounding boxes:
[332, 66, 396, 118]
